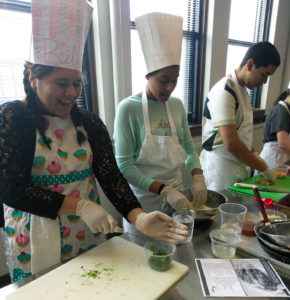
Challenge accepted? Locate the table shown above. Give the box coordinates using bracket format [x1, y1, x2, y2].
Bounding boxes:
[1, 189, 289, 300]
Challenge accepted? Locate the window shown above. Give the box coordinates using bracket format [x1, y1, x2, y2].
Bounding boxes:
[130, 0, 206, 124]
[0, 1, 31, 105]
[226, 0, 272, 107]
[0, 0, 93, 110]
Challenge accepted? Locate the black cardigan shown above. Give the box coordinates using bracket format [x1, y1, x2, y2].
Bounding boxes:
[0, 101, 141, 227]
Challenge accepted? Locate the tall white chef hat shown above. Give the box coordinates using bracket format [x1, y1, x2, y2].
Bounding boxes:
[30, 0, 93, 71]
[135, 12, 183, 75]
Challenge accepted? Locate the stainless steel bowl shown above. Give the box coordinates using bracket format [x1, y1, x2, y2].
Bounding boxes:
[195, 190, 227, 222]
[254, 220, 290, 257]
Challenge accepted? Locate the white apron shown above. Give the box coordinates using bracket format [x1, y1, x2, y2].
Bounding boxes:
[123, 90, 187, 239]
[200, 72, 253, 192]
[259, 101, 290, 168]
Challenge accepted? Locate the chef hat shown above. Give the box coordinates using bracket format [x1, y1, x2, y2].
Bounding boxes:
[30, 0, 93, 71]
[135, 12, 183, 74]
[288, 81, 290, 90]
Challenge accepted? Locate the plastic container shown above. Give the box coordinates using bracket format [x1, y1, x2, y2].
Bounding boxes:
[242, 210, 287, 236]
[209, 225, 241, 259]
[242, 212, 261, 236]
[273, 164, 288, 178]
[218, 203, 247, 235]
[144, 240, 176, 272]
[262, 209, 287, 221]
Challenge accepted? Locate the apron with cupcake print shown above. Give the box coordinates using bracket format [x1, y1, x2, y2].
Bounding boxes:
[3, 115, 103, 282]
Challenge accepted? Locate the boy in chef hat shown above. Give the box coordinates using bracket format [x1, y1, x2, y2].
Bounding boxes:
[114, 12, 207, 239]
[0, 3, 189, 282]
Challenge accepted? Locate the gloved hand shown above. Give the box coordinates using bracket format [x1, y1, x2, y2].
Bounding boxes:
[161, 186, 193, 212]
[261, 168, 277, 182]
[190, 174, 207, 209]
[134, 211, 188, 244]
[76, 199, 117, 234]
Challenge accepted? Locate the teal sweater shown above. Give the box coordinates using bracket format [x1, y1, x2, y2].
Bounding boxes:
[113, 96, 201, 191]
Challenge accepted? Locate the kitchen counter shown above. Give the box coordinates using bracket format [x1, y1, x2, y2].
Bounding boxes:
[1, 189, 289, 299]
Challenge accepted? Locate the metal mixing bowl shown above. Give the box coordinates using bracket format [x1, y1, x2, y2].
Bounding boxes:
[195, 190, 227, 222]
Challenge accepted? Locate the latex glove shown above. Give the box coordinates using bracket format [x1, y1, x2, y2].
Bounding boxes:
[190, 174, 207, 209]
[161, 186, 193, 212]
[261, 168, 277, 182]
[76, 199, 117, 234]
[134, 211, 189, 244]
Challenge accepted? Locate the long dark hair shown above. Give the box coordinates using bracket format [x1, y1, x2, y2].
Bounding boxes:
[23, 62, 86, 149]
[272, 88, 290, 107]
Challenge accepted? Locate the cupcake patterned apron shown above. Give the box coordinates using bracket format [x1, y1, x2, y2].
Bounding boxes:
[3, 115, 103, 282]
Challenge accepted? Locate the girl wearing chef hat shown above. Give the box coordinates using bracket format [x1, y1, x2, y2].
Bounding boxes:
[0, 1, 188, 283]
[258, 82, 290, 169]
[114, 12, 207, 238]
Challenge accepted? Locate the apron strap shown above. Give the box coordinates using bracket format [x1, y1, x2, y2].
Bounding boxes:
[142, 88, 177, 137]
[279, 101, 290, 116]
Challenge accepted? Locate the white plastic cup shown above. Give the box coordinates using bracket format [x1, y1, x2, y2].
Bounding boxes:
[172, 209, 195, 244]
[218, 203, 247, 235]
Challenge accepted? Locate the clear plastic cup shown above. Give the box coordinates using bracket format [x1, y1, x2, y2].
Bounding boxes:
[209, 225, 241, 259]
[273, 164, 288, 178]
[144, 240, 176, 271]
[218, 203, 247, 235]
[172, 209, 195, 244]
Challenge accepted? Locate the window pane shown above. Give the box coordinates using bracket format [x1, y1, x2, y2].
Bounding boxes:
[131, 30, 147, 95]
[0, 9, 31, 104]
[226, 44, 248, 75]
[229, 0, 258, 42]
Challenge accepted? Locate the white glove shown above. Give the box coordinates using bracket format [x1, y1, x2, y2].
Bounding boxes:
[190, 174, 207, 209]
[261, 168, 277, 182]
[76, 199, 117, 234]
[161, 186, 193, 212]
[134, 211, 188, 244]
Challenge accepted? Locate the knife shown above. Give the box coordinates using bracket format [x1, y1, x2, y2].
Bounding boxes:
[234, 183, 289, 193]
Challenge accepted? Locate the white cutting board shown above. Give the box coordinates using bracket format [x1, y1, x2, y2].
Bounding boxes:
[6, 237, 189, 300]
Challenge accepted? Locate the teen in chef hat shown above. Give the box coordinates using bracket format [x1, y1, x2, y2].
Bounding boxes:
[114, 12, 207, 241]
[1, 5, 190, 282]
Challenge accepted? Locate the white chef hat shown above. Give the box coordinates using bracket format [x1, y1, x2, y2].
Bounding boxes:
[135, 12, 183, 75]
[30, 0, 93, 71]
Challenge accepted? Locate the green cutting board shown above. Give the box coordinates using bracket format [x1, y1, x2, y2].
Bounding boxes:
[228, 175, 290, 201]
